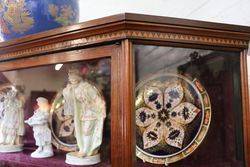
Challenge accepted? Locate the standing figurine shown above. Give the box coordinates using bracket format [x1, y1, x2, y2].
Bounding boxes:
[63, 68, 106, 165]
[0, 86, 25, 153]
[25, 97, 54, 158]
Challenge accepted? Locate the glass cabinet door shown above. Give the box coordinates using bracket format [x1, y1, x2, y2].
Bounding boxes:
[0, 58, 111, 166]
[134, 45, 244, 167]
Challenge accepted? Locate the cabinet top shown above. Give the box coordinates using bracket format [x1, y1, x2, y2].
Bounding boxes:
[0, 13, 250, 60]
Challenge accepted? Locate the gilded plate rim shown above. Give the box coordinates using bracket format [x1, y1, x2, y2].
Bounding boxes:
[135, 73, 212, 165]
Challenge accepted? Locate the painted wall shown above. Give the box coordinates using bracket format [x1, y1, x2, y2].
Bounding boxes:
[78, 0, 250, 26]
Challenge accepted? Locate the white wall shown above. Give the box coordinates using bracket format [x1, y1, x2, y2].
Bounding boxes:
[3, 66, 67, 99]
[79, 0, 250, 89]
[79, 0, 250, 26]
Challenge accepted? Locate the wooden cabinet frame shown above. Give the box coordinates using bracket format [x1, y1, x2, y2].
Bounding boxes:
[0, 13, 250, 167]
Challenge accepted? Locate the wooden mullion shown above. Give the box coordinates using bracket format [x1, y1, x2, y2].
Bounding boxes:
[111, 40, 135, 167]
[241, 49, 250, 167]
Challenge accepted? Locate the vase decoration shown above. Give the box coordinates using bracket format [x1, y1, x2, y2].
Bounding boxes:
[0, 0, 79, 41]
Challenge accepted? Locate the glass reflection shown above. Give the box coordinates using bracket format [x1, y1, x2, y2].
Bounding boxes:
[0, 58, 111, 163]
[135, 45, 244, 167]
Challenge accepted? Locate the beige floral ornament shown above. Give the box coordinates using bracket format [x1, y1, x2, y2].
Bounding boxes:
[136, 83, 200, 150]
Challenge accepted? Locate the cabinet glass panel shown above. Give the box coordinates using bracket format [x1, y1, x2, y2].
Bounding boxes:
[134, 45, 244, 167]
[0, 58, 111, 166]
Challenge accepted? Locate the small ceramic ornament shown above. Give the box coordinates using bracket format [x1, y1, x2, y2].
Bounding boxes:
[25, 97, 54, 158]
[0, 86, 25, 153]
[63, 68, 106, 165]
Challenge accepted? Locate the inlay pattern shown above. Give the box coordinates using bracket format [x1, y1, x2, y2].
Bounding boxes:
[0, 30, 247, 61]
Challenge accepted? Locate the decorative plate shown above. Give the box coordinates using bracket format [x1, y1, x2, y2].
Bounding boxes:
[49, 81, 106, 152]
[50, 91, 77, 152]
[135, 73, 211, 165]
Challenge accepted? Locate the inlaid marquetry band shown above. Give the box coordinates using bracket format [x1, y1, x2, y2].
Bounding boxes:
[0, 30, 248, 61]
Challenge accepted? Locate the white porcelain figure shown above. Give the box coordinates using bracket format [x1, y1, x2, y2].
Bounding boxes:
[63, 68, 106, 166]
[0, 86, 25, 153]
[25, 97, 54, 158]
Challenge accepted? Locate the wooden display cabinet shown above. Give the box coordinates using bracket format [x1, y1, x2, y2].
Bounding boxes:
[0, 13, 250, 167]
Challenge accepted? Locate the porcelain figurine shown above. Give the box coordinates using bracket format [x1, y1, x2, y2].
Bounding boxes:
[63, 68, 106, 165]
[25, 97, 54, 158]
[0, 86, 25, 153]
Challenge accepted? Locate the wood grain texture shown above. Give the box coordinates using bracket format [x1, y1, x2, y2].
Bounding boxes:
[1, 13, 250, 49]
[132, 39, 244, 52]
[241, 50, 250, 167]
[0, 13, 249, 61]
[0, 45, 117, 71]
[0, 30, 248, 62]
[111, 40, 136, 167]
